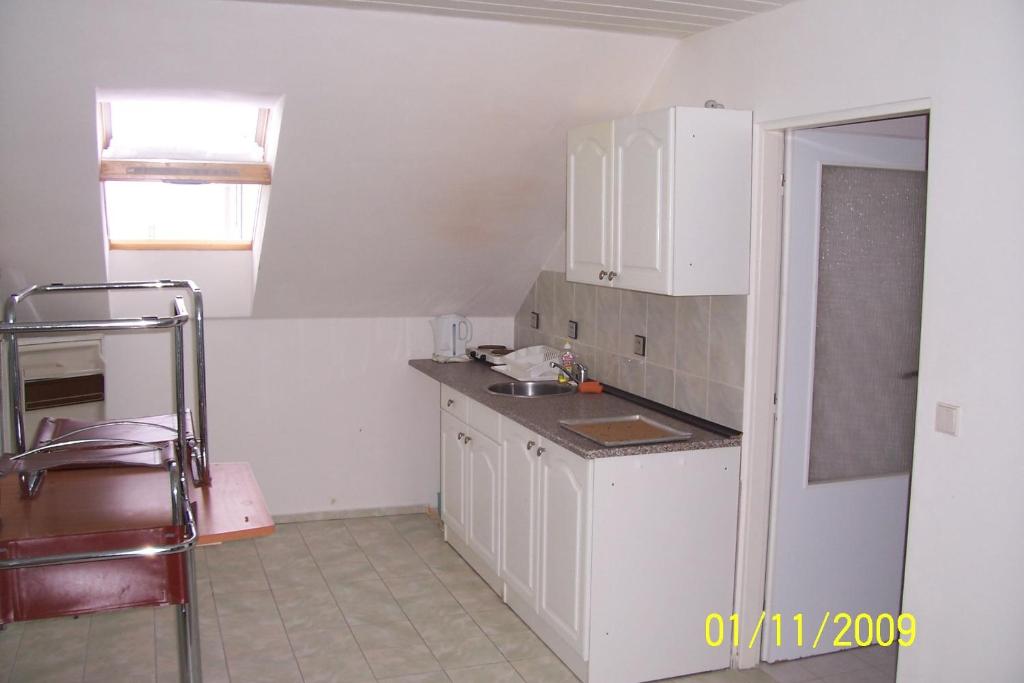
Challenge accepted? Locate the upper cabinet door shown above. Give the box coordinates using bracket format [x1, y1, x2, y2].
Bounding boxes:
[566, 122, 613, 286]
[613, 108, 674, 294]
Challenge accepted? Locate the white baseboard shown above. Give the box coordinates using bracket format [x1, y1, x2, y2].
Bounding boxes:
[273, 503, 429, 524]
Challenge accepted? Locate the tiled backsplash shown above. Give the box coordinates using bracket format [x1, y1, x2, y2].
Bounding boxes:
[514, 270, 746, 430]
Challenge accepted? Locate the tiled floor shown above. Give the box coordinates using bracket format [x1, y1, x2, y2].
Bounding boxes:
[0, 514, 897, 683]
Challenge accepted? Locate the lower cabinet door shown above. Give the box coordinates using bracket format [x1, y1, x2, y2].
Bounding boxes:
[537, 442, 592, 656]
[441, 411, 468, 542]
[466, 431, 501, 574]
[501, 420, 540, 609]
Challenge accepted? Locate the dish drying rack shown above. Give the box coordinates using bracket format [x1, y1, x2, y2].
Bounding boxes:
[0, 280, 273, 683]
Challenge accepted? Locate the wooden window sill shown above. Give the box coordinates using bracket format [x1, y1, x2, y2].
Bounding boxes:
[108, 240, 253, 251]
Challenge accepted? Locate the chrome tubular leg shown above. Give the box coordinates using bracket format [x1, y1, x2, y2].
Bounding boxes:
[178, 545, 203, 683]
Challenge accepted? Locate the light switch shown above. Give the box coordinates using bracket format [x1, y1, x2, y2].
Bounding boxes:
[568, 320, 578, 340]
[530, 312, 539, 329]
[935, 402, 960, 436]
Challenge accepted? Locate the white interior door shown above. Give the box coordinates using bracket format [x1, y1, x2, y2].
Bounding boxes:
[764, 124, 927, 661]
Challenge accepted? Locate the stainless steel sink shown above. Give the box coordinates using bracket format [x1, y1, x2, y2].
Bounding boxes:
[487, 381, 576, 398]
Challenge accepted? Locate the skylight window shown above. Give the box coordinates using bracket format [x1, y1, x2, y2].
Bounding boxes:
[98, 97, 273, 249]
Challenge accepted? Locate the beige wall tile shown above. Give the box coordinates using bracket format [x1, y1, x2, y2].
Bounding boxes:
[675, 296, 710, 377]
[646, 294, 677, 368]
[644, 363, 675, 406]
[594, 286, 620, 353]
[618, 290, 648, 357]
[617, 355, 645, 395]
[571, 283, 597, 346]
[707, 381, 744, 430]
[674, 372, 708, 417]
[553, 274, 574, 339]
[708, 295, 747, 388]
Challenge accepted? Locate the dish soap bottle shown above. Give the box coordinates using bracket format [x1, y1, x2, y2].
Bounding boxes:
[559, 342, 576, 384]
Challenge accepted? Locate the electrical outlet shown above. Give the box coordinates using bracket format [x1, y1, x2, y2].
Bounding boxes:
[633, 335, 646, 356]
[530, 311, 539, 329]
[568, 320, 578, 340]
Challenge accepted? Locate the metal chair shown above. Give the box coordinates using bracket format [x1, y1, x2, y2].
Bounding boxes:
[0, 290, 204, 682]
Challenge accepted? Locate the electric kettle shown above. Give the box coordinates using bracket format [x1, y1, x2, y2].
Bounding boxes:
[430, 314, 473, 361]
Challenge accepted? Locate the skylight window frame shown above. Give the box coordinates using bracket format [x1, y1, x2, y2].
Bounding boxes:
[98, 100, 273, 251]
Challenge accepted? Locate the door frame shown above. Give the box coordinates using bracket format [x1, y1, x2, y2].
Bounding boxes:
[733, 98, 931, 668]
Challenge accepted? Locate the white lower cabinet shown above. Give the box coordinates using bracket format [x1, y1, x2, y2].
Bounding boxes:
[466, 429, 501, 576]
[536, 439, 591, 658]
[500, 419, 540, 609]
[437, 386, 740, 682]
[440, 411, 468, 542]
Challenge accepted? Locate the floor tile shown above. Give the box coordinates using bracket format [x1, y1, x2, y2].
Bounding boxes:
[320, 555, 381, 585]
[488, 631, 552, 662]
[510, 654, 579, 682]
[262, 554, 330, 591]
[759, 658, 818, 683]
[84, 608, 156, 682]
[446, 580, 505, 614]
[331, 578, 408, 625]
[346, 518, 406, 546]
[352, 619, 426, 650]
[800, 649, 870, 676]
[470, 608, 529, 637]
[205, 541, 271, 594]
[378, 672, 452, 683]
[362, 643, 442, 679]
[413, 612, 486, 648]
[225, 653, 303, 683]
[819, 669, 892, 683]
[446, 662, 525, 683]
[273, 585, 349, 633]
[214, 589, 283, 630]
[852, 645, 898, 668]
[289, 627, 374, 683]
[428, 635, 505, 670]
[299, 520, 360, 547]
[0, 624, 24, 683]
[11, 616, 90, 683]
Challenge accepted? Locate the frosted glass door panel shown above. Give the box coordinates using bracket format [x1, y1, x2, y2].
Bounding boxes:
[808, 165, 927, 483]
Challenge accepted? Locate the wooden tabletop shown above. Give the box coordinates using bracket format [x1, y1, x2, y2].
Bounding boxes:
[0, 462, 274, 546]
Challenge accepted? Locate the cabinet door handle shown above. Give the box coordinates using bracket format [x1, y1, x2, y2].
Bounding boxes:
[607, 271, 618, 281]
[457, 432, 465, 440]
[464, 435, 472, 444]
[536, 447, 546, 457]
[598, 270, 608, 280]
[447, 399, 455, 407]
[526, 440, 536, 450]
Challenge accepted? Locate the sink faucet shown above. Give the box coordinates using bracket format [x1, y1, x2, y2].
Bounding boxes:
[550, 360, 588, 385]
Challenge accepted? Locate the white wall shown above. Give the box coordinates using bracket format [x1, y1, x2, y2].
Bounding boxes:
[107, 250, 254, 318]
[640, 1, 1024, 680]
[104, 315, 512, 516]
[0, 0, 676, 320]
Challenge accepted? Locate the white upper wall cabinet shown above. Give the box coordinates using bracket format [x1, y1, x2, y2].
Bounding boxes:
[566, 106, 752, 296]
[566, 122, 613, 285]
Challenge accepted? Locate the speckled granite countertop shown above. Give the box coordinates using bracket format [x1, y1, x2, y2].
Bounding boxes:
[409, 359, 740, 459]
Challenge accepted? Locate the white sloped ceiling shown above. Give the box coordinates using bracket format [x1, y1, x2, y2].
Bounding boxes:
[0, 0, 678, 319]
